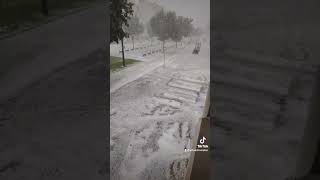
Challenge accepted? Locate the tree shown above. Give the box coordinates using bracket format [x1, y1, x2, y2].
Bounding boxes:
[193, 27, 204, 36]
[125, 16, 144, 49]
[181, 17, 194, 38]
[110, 0, 134, 67]
[150, 9, 170, 42]
[146, 21, 155, 46]
[149, 9, 195, 66]
[150, 9, 170, 67]
[171, 15, 184, 48]
[165, 11, 180, 48]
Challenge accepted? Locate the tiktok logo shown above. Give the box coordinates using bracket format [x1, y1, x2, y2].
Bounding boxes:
[199, 136, 206, 144]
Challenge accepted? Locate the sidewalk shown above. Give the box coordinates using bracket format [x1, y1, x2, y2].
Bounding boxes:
[110, 50, 179, 94]
[110, 41, 191, 94]
[0, 2, 107, 103]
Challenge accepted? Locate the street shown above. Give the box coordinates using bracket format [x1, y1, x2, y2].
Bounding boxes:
[110, 39, 210, 179]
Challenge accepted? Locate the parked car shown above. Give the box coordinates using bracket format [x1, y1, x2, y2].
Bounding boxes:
[193, 48, 199, 54]
[193, 42, 201, 54]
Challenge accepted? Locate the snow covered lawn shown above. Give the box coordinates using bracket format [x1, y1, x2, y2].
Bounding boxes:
[110, 56, 140, 72]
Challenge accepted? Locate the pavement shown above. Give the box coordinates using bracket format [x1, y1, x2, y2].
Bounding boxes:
[110, 41, 181, 94]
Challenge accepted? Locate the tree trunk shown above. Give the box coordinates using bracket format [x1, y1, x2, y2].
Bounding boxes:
[121, 38, 126, 67]
[176, 41, 178, 48]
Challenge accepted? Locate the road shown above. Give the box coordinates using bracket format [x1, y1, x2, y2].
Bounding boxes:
[110, 39, 210, 180]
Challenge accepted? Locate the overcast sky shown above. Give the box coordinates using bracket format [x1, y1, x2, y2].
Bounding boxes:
[156, 0, 210, 30]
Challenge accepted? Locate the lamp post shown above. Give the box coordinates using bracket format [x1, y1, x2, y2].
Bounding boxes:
[163, 40, 165, 67]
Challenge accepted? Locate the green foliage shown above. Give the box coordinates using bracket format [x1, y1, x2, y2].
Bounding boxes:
[110, 0, 134, 44]
[125, 16, 144, 37]
[171, 15, 183, 43]
[149, 9, 194, 43]
[166, 11, 179, 41]
[149, 9, 170, 42]
[180, 17, 194, 37]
